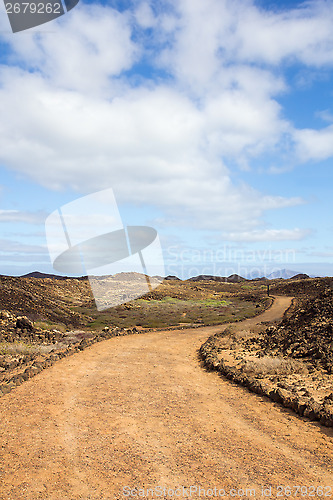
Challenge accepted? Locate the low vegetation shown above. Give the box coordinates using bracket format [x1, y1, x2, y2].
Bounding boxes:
[239, 356, 308, 376]
[80, 295, 267, 329]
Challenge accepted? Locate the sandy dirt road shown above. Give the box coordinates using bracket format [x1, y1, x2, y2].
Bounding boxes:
[1, 296, 333, 500]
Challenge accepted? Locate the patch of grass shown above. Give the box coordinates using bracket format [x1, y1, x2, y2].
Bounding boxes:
[79, 296, 261, 329]
[200, 299, 231, 306]
[34, 320, 67, 332]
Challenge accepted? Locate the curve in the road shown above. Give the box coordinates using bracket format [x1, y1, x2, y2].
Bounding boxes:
[0, 296, 332, 500]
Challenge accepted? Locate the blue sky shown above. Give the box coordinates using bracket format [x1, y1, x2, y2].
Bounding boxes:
[0, 0, 333, 278]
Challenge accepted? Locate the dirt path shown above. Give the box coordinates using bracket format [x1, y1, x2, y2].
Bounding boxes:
[1, 296, 333, 500]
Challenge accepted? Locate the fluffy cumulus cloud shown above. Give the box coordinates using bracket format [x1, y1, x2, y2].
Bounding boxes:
[0, 0, 332, 241]
[155, 0, 333, 85]
[293, 125, 333, 161]
[1, 4, 138, 94]
[233, 1, 333, 66]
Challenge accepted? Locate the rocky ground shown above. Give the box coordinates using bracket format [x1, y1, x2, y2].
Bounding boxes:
[0, 274, 264, 398]
[0, 275, 93, 327]
[270, 275, 333, 297]
[199, 287, 333, 427]
[2, 302, 333, 500]
[0, 273, 271, 332]
[257, 289, 333, 373]
[0, 307, 140, 397]
[2, 273, 333, 425]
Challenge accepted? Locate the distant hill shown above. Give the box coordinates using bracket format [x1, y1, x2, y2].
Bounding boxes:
[21, 271, 87, 280]
[226, 274, 247, 283]
[187, 274, 247, 283]
[0, 274, 91, 326]
[267, 269, 302, 280]
[187, 275, 226, 282]
[21, 271, 68, 280]
[291, 273, 310, 280]
[19, 269, 311, 282]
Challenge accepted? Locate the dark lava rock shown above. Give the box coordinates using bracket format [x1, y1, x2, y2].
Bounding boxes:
[259, 290, 333, 373]
[16, 316, 34, 331]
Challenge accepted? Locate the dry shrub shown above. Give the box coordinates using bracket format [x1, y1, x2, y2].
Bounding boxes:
[0, 342, 55, 355]
[240, 355, 308, 376]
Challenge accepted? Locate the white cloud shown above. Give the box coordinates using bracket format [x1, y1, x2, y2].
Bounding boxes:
[0, 238, 46, 253]
[225, 228, 312, 242]
[0, 210, 47, 224]
[151, 179, 304, 232]
[0, 67, 302, 231]
[203, 81, 288, 160]
[316, 109, 333, 123]
[135, 2, 157, 28]
[157, 0, 333, 89]
[234, 1, 333, 66]
[1, 0, 331, 241]
[2, 4, 138, 95]
[293, 125, 333, 161]
[158, 0, 234, 91]
[309, 250, 333, 258]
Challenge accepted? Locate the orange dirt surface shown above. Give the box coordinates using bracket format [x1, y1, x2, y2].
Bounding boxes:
[0, 296, 333, 499]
